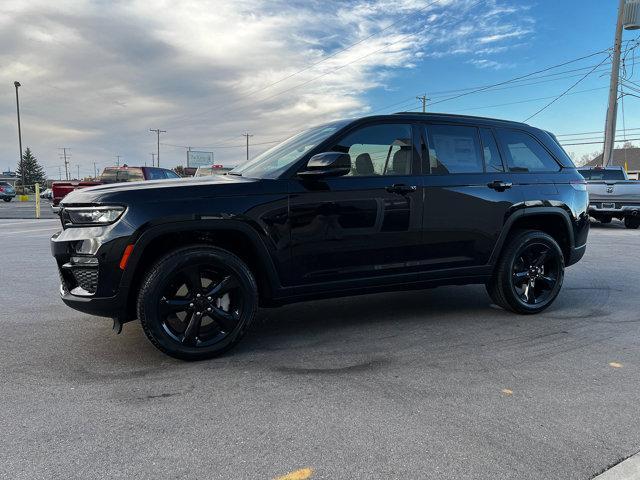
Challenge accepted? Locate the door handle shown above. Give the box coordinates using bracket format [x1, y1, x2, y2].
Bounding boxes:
[386, 184, 417, 194]
[487, 180, 513, 191]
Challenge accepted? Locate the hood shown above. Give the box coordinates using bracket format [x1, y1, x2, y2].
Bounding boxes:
[61, 174, 263, 205]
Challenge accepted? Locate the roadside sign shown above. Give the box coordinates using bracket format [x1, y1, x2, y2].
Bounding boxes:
[187, 151, 214, 167]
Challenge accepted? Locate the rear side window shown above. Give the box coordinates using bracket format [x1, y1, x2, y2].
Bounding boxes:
[146, 168, 167, 180]
[480, 128, 504, 172]
[498, 129, 560, 172]
[424, 124, 484, 174]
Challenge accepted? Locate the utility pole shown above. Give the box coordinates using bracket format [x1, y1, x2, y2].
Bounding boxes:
[150, 153, 156, 167]
[59, 148, 70, 180]
[115, 155, 121, 167]
[76, 164, 80, 180]
[187, 147, 191, 168]
[242, 133, 253, 161]
[14, 81, 24, 193]
[603, 0, 626, 166]
[150, 128, 166, 166]
[93, 161, 97, 179]
[58, 166, 62, 180]
[416, 93, 429, 113]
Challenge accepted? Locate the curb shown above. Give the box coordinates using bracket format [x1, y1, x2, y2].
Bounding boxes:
[593, 452, 640, 479]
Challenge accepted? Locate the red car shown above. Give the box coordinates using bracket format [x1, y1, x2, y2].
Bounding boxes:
[52, 166, 180, 211]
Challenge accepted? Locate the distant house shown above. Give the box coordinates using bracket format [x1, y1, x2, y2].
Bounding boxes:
[585, 148, 640, 179]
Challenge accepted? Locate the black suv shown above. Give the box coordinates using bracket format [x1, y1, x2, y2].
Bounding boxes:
[51, 113, 589, 360]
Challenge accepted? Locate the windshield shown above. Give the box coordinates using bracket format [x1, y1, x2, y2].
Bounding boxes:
[230, 120, 351, 178]
[578, 169, 627, 181]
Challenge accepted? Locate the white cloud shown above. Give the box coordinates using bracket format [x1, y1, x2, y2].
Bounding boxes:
[0, 0, 533, 176]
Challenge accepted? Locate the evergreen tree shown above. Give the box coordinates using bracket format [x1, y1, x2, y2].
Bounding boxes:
[16, 147, 46, 189]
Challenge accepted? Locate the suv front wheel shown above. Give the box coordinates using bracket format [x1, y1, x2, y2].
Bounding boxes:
[137, 246, 258, 360]
[486, 230, 565, 314]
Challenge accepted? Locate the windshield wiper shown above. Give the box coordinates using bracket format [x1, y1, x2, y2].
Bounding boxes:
[227, 172, 243, 176]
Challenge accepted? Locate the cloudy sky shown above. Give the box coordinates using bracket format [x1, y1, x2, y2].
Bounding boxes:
[0, 0, 635, 178]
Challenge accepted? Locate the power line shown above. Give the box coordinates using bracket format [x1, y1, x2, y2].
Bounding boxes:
[426, 49, 610, 109]
[522, 55, 610, 122]
[561, 137, 640, 146]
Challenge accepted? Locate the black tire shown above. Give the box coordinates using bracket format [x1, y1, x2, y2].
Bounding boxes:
[486, 230, 564, 314]
[137, 245, 258, 360]
[2, 197, 11, 202]
[599, 217, 612, 224]
[624, 217, 640, 229]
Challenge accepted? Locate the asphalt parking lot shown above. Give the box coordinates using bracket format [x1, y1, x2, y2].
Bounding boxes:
[0, 198, 57, 219]
[1, 217, 639, 480]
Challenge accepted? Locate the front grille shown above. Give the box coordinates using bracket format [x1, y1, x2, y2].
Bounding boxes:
[71, 268, 99, 294]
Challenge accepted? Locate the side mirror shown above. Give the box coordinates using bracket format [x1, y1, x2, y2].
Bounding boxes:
[298, 152, 351, 179]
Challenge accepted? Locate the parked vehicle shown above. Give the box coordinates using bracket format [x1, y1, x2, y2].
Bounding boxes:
[578, 166, 640, 229]
[40, 188, 53, 200]
[51, 113, 589, 360]
[195, 165, 232, 177]
[52, 166, 180, 210]
[0, 182, 16, 202]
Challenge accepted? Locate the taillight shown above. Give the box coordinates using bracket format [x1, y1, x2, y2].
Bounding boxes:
[0, 187, 4, 192]
[570, 180, 587, 191]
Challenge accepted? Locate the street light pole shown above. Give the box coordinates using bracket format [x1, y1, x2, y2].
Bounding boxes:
[14, 81, 24, 193]
[602, 0, 626, 167]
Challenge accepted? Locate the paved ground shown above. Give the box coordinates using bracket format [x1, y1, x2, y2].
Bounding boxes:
[1, 219, 639, 480]
[0, 198, 57, 219]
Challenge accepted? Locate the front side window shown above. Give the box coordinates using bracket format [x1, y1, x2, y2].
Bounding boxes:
[330, 123, 413, 176]
[424, 124, 484, 174]
[498, 129, 560, 172]
[229, 120, 351, 179]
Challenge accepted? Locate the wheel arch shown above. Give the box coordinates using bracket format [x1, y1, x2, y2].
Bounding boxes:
[489, 207, 575, 267]
[120, 220, 282, 321]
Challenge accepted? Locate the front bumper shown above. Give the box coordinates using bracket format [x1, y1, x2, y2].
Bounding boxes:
[51, 219, 135, 320]
[567, 243, 587, 267]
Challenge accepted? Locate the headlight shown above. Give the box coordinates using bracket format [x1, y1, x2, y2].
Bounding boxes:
[65, 206, 125, 225]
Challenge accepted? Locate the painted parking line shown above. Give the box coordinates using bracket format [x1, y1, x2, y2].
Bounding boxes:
[0, 220, 59, 227]
[273, 468, 314, 480]
[0, 227, 60, 236]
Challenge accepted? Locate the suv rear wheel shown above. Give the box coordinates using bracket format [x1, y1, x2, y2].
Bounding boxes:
[137, 246, 258, 360]
[486, 230, 564, 314]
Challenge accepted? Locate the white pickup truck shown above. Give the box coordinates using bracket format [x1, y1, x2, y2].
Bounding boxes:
[578, 166, 640, 229]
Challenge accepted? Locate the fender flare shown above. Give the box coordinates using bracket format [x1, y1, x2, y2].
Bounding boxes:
[119, 218, 283, 294]
[488, 207, 575, 266]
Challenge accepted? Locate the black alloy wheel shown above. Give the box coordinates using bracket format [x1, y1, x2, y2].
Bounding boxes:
[138, 246, 258, 360]
[510, 242, 562, 306]
[486, 230, 565, 314]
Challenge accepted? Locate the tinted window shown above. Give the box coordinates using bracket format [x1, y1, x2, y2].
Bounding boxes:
[424, 125, 483, 174]
[480, 128, 504, 172]
[578, 169, 626, 180]
[164, 169, 180, 179]
[146, 168, 166, 180]
[331, 124, 413, 176]
[100, 168, 144, 183]
[498, 129, 560, 172]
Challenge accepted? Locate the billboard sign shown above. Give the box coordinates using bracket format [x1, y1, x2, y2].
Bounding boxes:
[187, 150, 214, 167]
